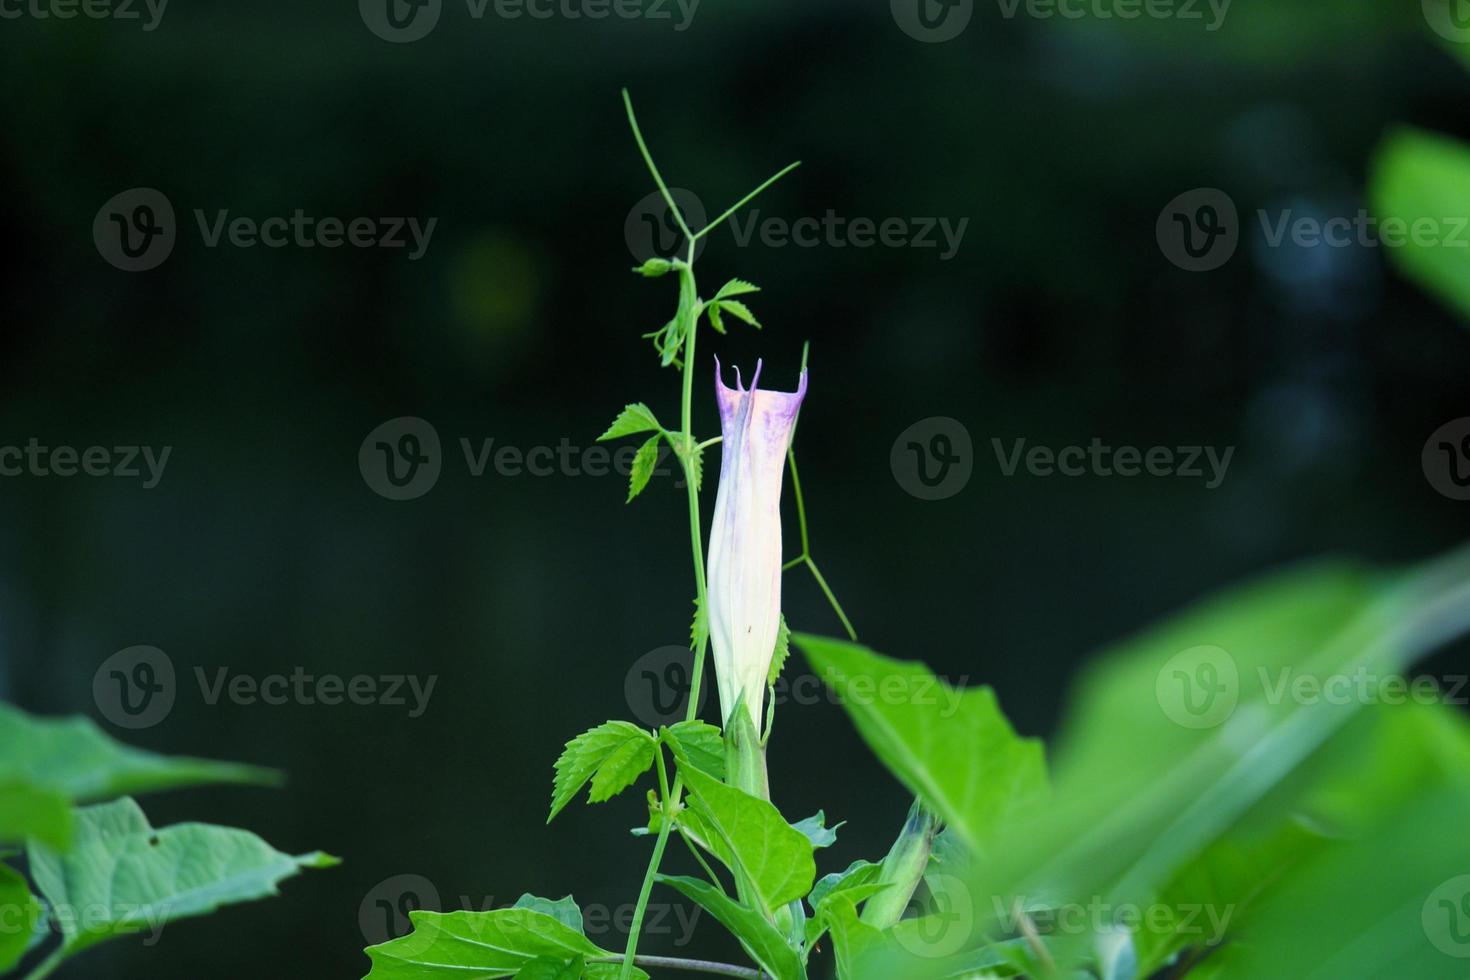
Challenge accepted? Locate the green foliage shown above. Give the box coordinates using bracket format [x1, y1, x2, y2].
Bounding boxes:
[27, 797, 334, 959]
[596, 403, 662, 442]
[795, 633, 1047, 855]
[1371, 127, 1470, 324]
[625, 435, 663, 503]
[0, 864, 41, 973]
[362, 907, 645, 980]
[662, 721, 725, 781]
[655, 875, 806, 980]
[670, 760, 815, 911]
[548, 722, 655, 822]
[0, 704, 278, 848]
[0, 702, 326, 979]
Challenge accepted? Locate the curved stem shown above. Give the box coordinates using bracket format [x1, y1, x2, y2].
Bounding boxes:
[623, 90, 695, 243]
[595, 954, 764, 978]
[21, 949, 65, 980]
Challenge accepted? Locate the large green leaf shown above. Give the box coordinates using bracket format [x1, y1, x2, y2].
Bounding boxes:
[1370, 127, 1470, 323]
[0, 704, 278, 848]
[794, 634, 1046, 855]
[26, 797, 335, 957]
[655, 875, 805, 980]
[1220, 784, 1470, 979]
[673, 761, 815, 910]
[362, 907, 640, 980]
[978, 552, 1470, 973]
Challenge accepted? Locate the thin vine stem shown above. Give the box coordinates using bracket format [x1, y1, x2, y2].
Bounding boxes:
[594, 954, 765, 978]
[695, 161, 803, 241]
[20, 949, 64, 980]
[782, 343, 858, 641]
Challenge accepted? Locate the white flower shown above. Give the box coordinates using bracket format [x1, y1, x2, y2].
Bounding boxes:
[706, 358, 807, 731]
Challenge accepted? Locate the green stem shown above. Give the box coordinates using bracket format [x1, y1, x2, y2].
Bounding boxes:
[20, 949, 65, 980]
[784, 447, 858, 641]
[695, 161, 802, 241]
[622, 89, 695, 243]
[623, 235, 707, 980]
[594, 954, 764, 978]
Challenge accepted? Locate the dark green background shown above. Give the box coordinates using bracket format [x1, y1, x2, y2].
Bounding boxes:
[3, 1, 1469, 976]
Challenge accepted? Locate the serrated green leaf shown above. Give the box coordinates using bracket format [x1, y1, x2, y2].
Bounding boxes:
[363, 909, 613, 979]
[714, 279, 760, 300]
[671, 761, 815, 910]
[663, 721, 725, 781]
[795, 634, 1047, 856]
[768, 615, 791, 688]
[0, 862, 42, 972]
[632, 258, 673, 278]
[0, 704, 279, 849]
[511, 895, 582, 933]
[588, 737, 655, 804]
[549, 722, 654, 822]
[673, 437, 704, 493]
[27, 797, 334, 957]
[717, 300, 761, 329]
[655, 875, 805, 980]
[707, 302, 726, 334]
[626, 435, 662, 503]
[597, 404, 661, 443]
[690, 598, 709, 651]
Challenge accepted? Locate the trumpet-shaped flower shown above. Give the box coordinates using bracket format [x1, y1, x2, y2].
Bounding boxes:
[706, 358, 808, 732]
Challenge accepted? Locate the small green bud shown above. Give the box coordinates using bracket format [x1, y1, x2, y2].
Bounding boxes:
[860, 799, 937, 930]
[633, 257, 674, 277]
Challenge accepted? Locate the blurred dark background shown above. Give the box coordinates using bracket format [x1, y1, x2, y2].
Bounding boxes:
[3, 1, 1470, 976]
